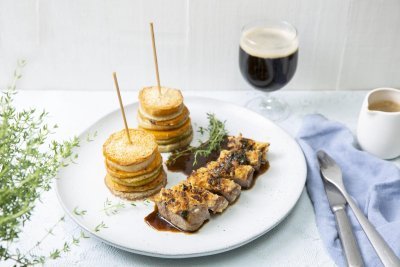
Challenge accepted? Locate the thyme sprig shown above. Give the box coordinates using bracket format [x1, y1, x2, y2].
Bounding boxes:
[21, 216, 65, 259]
[94, 221, 108, 232]
[4, 218, 90, 266]
[0, 61, 81, 265]
[73, 206, 87, 217]
[102, 198, 125, 216]
[167, 113, 228, 166]
[86, 130, 98, 142]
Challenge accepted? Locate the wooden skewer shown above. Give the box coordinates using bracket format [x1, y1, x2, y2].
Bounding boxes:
[150, 22, 162, 95]
[112, 72, 132, 144]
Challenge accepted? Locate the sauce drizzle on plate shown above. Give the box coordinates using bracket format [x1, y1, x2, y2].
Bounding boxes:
[144, 207, 181, 233]
[166, 138, 228, 175]
[148, 142, 270, 233]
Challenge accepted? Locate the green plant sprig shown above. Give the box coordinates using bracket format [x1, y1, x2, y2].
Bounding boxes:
[167, 113, 228, 166]
[0, 61, 81, 265]
[73, 206, 87, 217]
[94, 221, 108, 232]
[101, 198, 125, 216]
[4, 218, 90, 266]
[24, 216, 65, 255]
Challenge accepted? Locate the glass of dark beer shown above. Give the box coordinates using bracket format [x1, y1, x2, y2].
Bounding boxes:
[239, 20, 298, 121]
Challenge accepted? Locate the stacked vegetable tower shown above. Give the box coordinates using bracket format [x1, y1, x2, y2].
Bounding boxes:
[103, 129, 166, 200]
[137, 86, 193, 153]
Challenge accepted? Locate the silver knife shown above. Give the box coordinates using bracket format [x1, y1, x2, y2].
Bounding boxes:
[322, 178, 364, 267]
[318, 150, 400, 267]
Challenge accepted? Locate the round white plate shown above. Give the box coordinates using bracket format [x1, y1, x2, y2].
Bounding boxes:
[56, 97, 306, 258]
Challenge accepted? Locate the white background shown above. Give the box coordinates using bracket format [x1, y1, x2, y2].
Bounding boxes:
[1, 0, 400, 91]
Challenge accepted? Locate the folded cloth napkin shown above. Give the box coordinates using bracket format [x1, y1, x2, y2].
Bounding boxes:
[296, 114, 400, 267]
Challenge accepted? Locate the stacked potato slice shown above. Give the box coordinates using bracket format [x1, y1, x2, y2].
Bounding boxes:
[137, 86, 193, 153]
[103, 129, 166, 200]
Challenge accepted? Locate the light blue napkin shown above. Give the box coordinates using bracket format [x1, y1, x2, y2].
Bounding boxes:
[296, 114, 400, 267]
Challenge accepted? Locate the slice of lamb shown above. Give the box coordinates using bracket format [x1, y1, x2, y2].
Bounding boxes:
[232, 165, 255, 189]
[187, 167, 241, 203]
[206, 160, 255, 189]
[244, 150, 262, 170]
[154, 188, 210, 232]
[227, 135, 270, 161]
[217, 148, 261, 174]
[252, 142, 269, 162]
[172, 181, 229, 213]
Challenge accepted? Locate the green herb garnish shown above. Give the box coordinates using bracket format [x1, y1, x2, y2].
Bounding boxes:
[86, 130, 98, 142]
[73, 206, 87, 217]
[0, 61, 81, 265]
[102, 198, 125, 216]
[167, 113, 228, 166]
[94, 221, 108, 232]
[49, 249, 61, 260]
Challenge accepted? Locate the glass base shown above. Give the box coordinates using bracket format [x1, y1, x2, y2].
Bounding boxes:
[245, 95, 290, 121]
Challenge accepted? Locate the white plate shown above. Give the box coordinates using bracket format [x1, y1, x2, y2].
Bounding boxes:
[56, 97, 306, 258]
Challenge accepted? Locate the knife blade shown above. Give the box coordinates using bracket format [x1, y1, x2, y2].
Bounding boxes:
[322, 169, 364, 267]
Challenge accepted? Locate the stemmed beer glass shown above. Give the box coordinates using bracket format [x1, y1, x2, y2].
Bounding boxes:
[239, 20, 299, 121]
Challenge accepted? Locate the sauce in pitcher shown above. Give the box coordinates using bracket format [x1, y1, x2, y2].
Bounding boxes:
[369, 100, 400, 112]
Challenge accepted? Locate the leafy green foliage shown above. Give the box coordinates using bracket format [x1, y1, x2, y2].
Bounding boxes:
[0, 61, 81, 265]
[86, 131, 98, 142]
[49, 249, 61, 260]
[73, 206, 87, 217]
[102, 198, 125, 216]
[167, 113, 228, 166]
[94, 221, 107, 232]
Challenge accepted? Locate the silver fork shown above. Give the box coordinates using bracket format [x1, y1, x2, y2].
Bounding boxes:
[317, 150, 400, 267]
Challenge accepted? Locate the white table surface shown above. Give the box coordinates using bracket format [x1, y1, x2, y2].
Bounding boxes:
[8, 89, 398, 267]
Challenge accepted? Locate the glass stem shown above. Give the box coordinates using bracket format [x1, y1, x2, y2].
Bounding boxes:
[261, 93, 274, 107]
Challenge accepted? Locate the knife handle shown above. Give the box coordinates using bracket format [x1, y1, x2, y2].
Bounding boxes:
[334, 206, 364, 267]
[345, 195, 400, 267]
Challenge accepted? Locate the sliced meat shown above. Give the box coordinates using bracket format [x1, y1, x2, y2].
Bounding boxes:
[206, 159, 255, 189]
[228, 135, 270, 162]
[244, 150, 262, 170]
[151, 135, 270, 232]
[253, 142, 269, 162]
[229, 135, 269, 152]
[154, 188, 210, 232]
[232, 165, 255, 188]
[187, 167, 241, 203]
[172, 181, 228, 213]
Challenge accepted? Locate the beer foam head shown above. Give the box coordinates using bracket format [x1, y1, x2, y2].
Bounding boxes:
[240, 27, 298, 58]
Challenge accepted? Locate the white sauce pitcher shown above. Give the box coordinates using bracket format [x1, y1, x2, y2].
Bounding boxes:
[357, 88, 400, 159]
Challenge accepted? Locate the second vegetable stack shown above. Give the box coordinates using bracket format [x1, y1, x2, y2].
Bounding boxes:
[137, 86, 193, 152]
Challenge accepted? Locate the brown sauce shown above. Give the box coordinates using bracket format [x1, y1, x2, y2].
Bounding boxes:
[144, 207, 181, 233]
[369, 100, 400, 112]
[166, 138, 228, 175]
[247, 161, 270, 189]
[144, 207, 209, 233]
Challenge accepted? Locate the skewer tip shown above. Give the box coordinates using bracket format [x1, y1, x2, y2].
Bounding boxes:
[111, 72, 132, 144]
[149, 22, 162, 96]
